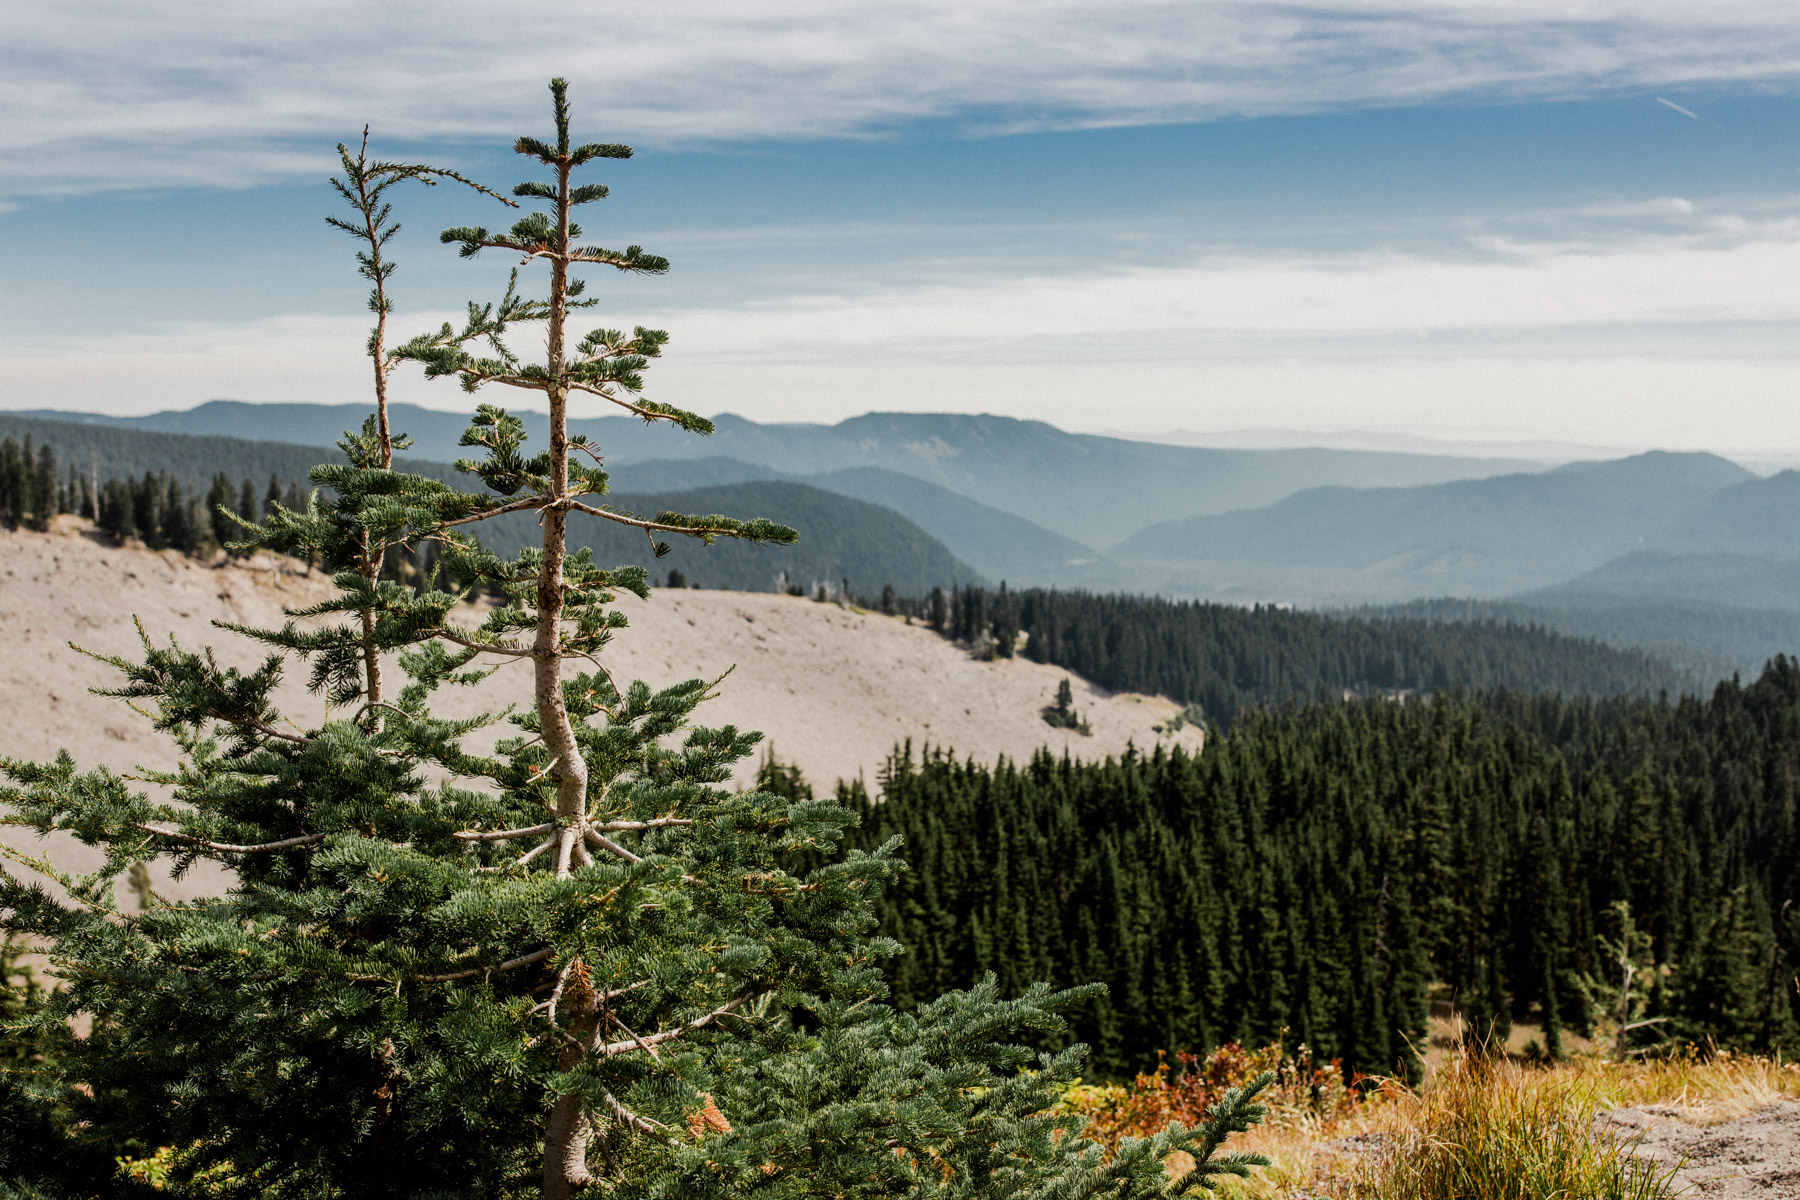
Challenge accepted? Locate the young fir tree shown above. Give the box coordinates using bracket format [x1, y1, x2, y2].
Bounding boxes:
[0, 436, 21, 526]
[1, 81, 1268, 1199]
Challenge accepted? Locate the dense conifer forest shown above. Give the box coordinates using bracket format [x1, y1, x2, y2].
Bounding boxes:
[899, 584, 1693, 719]
[820, 662, 1800, 1081]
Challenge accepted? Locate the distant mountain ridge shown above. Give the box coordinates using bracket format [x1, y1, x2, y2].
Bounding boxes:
[13, 405, 1800, 678]
[0, 414, 983, 596]
[19, 401, 1545, 548]
[0, 414, 1079, 586]
[484, 481, 986, 596]
[606, 458, 1092, 586]
[1114, 451, 1761, 602]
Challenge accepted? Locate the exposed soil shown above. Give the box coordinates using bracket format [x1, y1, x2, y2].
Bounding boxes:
[1604, 1101, 1800, 1197]
[0, 520, 1200, 899]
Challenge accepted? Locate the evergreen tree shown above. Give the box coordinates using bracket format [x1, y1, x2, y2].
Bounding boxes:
[208, 472, 238, 550]
[18, 435, 35, 527]
[132, 472, 162, 547]
[161, 477, 195, 553]
[97, 478, 133, 540]
[264, 472, 283, 517]
[31, 441, 57, 531]
[928, 585, 948, 633]
[1670, 888, 1769, 1048]
[0, 436, 21, 526]
[0, 83, 1269, 1199]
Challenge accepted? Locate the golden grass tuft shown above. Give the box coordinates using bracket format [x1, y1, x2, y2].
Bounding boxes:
[1339, 1054, 1678, 1200]
[1070, 1044, 1800, 1199]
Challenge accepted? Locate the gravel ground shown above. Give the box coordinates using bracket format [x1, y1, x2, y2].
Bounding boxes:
[1603, 1101, 1800, 1197]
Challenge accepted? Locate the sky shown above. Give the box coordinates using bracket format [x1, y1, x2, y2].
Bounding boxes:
[4, 1, 1800, 457]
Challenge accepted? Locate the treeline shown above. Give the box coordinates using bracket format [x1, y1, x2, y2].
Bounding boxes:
[0, 430, 313, 553]
[882, 585, 1693, 720]
[93, 471, 308, 554]
[0, 412, 461, 496]
[823, 663, 1800, 1080]
[1358, 595, 1800, 686]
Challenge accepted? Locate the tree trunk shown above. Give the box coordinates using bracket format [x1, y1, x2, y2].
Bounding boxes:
[538, 141, 595, 1197]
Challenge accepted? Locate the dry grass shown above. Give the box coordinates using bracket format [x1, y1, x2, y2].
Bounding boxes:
[1218, 1052, 1799, 1199]
[1065, 1043, 1800, 1199]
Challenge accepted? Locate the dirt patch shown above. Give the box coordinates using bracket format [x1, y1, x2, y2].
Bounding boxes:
[1602, 1101, 1800, 1197]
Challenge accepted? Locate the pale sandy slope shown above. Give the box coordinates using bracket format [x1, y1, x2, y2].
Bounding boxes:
[0, 520, 1197, 897]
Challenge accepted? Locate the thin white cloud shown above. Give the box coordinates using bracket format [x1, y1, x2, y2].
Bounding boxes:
[7, 217, 1800, 454]
[6, 1, 1800, 194]
[1656, 95, 1703, 119]
[647, 226, 1800, 362]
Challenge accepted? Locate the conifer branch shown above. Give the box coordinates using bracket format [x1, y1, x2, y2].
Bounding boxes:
[562, 380, 700, 426]
[565, 499, 796, 544]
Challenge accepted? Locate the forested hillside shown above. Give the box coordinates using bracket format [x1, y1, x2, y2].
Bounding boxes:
[835, 663, 1800, 1080]
[1363, 595, 1800, 684]
[23, 401, 1539, 546]
[480, 481, 985, 595]
[904, 585, 1693, 721]
[0, 413, 460, 494]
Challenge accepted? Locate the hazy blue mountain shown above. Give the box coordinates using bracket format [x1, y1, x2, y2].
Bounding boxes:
[1112, 452, 1756, 602]
[802, 467, 1094, 586]
[606, 457, 784, 492]
[1526, 551, 1800, 613]
[601, 458, 1094, 584]
[18, 401, 1542, 547]
[1658, 469, 1800, 557]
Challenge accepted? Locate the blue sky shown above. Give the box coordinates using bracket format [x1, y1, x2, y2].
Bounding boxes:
[5, 1, 1800, 456]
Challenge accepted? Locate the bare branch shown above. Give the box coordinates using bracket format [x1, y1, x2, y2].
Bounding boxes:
[404, 945, 554, 984]
[563, 380, 674, 422]
[518, 837, 557, 867]
[436, 628, 535, 658]
[606, 1013, 661, 1061]
[583, 829, 644, 865]
[349, 945, 554, 984]
[454, 821, 556, 843]
[438, 495, 547, 529]
[135, 824, 326, 854]
[590, 818, 693, 832]
[604, 1090, 669, 1134]
[594, 996, 750, 1057]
